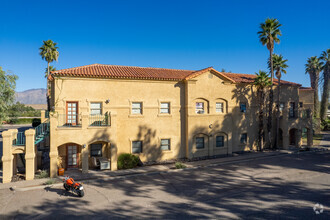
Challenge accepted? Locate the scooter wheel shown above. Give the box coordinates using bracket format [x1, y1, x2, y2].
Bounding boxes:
[78, 190, 85, 197]
[63, 183, 70, 191]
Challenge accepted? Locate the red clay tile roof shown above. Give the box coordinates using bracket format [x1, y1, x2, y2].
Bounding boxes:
[50, 64, 194, 81]
[50, 64, 301, 86]
[223, 73, 302, 86]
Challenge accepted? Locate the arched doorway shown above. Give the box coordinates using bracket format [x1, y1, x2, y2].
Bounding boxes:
[58, 143, 82, 170]
[289, 128, 297, 146]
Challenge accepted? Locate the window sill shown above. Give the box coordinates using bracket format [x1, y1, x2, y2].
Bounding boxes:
[157, 114, 172, 117]
[56, 126, 82, 130]
[87, 126, 111, 129]
[129, 114, 144, 118]
[161, 150, 172, 153]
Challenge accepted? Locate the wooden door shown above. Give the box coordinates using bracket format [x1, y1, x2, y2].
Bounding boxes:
[66, 102, 78, 125]
[67, 145, 78, 168]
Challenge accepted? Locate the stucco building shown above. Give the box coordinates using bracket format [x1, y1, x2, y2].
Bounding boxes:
[1, 64, 314, 182]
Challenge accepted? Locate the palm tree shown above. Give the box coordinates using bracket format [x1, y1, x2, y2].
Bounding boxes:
[254, 70, 272, 151]
[320, 49, 330, 121]
[39, 40, 59, 111]
[305, 56, 323, 118]
[257, 18, 282, 148]
[269, 54, 288, 148]
[45, 65, 57, 78]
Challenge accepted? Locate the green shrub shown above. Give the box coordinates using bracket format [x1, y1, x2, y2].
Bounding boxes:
[175, 162, 186, 169]
[35, 170, 49, 179]
[117, 153, 140, 170]
[321, 119, 330, 131]
[44, 178, 56, 185]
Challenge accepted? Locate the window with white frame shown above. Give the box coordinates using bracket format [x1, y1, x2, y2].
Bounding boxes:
[196, 137, 205, 149]
[132, 141, 142, 153]
[240, 133, 247, 144]
[160, 139, 170, 151]
[90, 102, 102, 115]
[160, 102, 170, 114]
[216, 102, 224, 113]
[240, 102, 247, 113]
[90, 144, 102, 157]
[216, 135, 224, 147]
[279, 102, 285, 112]
[195, 102, 204, 114]
[132, 102, 142, 114]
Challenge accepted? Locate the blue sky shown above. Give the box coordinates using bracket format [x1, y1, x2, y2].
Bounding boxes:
[0, 0, 329, 92]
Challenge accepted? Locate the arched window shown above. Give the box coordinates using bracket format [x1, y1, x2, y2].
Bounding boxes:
[215, 98, 228, 113]
[194, 98, 209, 114]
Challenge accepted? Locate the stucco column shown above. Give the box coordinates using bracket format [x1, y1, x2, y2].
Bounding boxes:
[227, 132, 233, 155]
[1, 130, 16, 183]
[25, 129, 35, 181]
[40, 110, 46, 123]
[110, 143, 118, 171]
[81, 112, 89, 129]
[110, 112, 118, 171]
[49, 112, 58, 178]
[81, 144, 89, 173]
[296, 129, 302, 148]
[307, 128, 313, 147]
[209, 134, 214, 157]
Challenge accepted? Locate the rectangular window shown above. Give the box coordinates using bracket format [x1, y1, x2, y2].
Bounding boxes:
[90, 102, 102, 115]
[216, 136, 224, 147]
[299, 102, 303, 108]
[196, 102, 204, 114]
[160, 102, 170, 114]
[132, 102, 142, 114]
[90, 144, 102, 157]
[240, 102, 247, 113]
[289, 102, 295, 118]
[196, 137, 204, 149]
[160, 139, 170, 151]
[279, 102, 285, 112]
[240, 133, 247, 144]
[216, 102, 224, 113]
[132, 141, 142, 153]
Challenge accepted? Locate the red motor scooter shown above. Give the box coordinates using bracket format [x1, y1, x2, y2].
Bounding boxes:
[63, 176, 85, 197]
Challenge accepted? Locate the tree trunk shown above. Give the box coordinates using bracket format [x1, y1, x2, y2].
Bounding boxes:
[313, 71, 320, 118]
[258, 89, 265, 151]
[275, 77, 281, 149]
[267, 49, 274, 149]
[320, 68, 329, 120]
[47, 62, 50, 111]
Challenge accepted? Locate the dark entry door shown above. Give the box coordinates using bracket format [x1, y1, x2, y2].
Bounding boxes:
[289, 129, 295, 145]
[67, 145, 78, 168]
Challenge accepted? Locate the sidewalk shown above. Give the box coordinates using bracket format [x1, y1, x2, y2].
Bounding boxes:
[0, 137, 329, 191]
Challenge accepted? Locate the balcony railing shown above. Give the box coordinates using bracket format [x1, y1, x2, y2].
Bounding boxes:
[89, 112, 111, 127]
[57, 114, 81, 127]
[13, 132, 26, 146]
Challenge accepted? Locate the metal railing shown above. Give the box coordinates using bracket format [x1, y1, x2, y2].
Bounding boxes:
[35, 121, 50, 139]
[89, 112, 111, 127]
[13, 132, 26, 146]
[57, 114, 81, 127]
[45, 110, 50, 118]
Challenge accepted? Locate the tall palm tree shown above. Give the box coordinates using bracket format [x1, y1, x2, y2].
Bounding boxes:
[39, 40, 59, 111]
[45, 65, 57, 78]
[320, 49, 330, 121]
[305, 56, 323, 118]
[269, 54, 288, 148]
[257, 18, 282, 148]
[254, 70, 272, 151]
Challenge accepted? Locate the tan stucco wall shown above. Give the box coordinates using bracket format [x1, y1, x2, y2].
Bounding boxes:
[47, 70, 313, 176]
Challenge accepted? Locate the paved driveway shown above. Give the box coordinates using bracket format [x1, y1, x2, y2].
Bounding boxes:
[0, 151, 329, 219]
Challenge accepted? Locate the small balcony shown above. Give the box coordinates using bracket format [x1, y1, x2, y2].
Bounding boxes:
[89, 113, 111, 127]
[57, 114, 82, 127]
